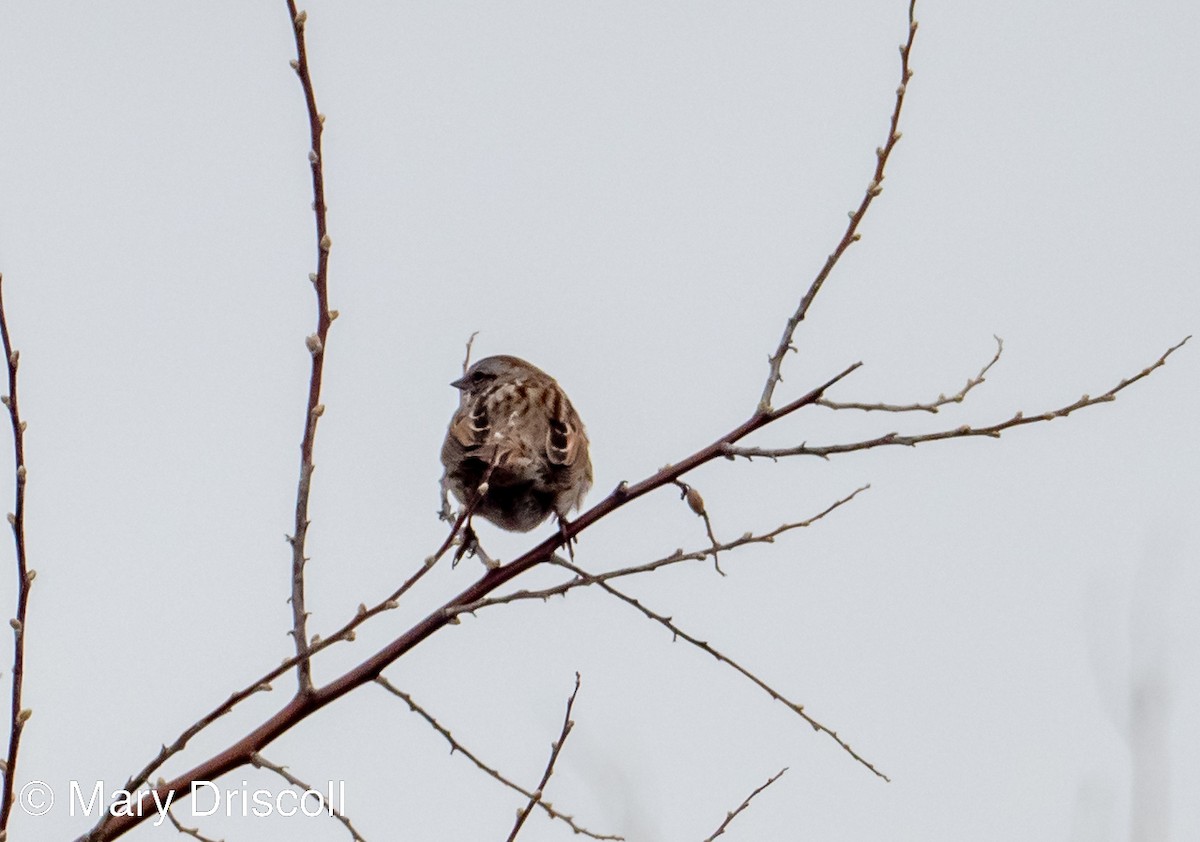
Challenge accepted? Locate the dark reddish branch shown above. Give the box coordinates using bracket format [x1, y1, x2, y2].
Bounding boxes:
[285, 0, 333, 694]
[0, 276, 31, 833]
[84, 365, 859, 841]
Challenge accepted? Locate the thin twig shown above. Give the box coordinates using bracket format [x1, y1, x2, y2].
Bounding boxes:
[375, 677, 621, 840]
[701, 768, 788, 842]
[506, 673, 582, 842]
[733, 337, 1191, 461]
[455, 486, 870, 615]
[818, 335, 1003, 413]
[251, 753, 366, 842]
[0, 275, 33, 833]
[759, 0, 919, 413]
[552, 559, 890, 782]
[283, 0, 335, 695]
[461, 331, 479, 374]
[165, 808, 224, 842]
[672, 480, 725, 575]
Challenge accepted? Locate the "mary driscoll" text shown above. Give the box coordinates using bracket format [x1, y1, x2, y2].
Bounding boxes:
[68, 779, 347, 826]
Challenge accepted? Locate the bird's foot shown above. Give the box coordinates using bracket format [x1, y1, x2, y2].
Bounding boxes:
[556, 515, 578, 561]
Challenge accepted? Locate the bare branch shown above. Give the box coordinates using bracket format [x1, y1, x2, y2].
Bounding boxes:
[375, 677, 621, 840]
[551, 559, 889, 781]
[0, 275, 34, 833]
[165, 808, 224, 842]
[251, 753, 367, 842]
[456, 486, 870, 615]
[701, 767, 788, 842]
[733, 338, 1190, 461]
[818, 335, 1003, 414]
[283, 0, 335, 695]
[506, 673, 582, 842]
[98, 325, 1182, 838]
[759, 0, 919, 413]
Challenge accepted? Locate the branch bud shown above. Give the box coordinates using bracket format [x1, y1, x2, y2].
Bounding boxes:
[305, 334, 323, 355]
[17, 708, 31, 723]
[685, 486, 706, 516]
[319, 234, 332, 251]
[9, 618, 20, 631]
[294, 9, 307, 27]
[308, 149, 319, 164]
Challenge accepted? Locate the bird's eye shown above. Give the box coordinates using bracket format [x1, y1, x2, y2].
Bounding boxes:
[471, 371, 487, 383]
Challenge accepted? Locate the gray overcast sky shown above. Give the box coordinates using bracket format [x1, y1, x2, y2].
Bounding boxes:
[0, 1, 1197, 840]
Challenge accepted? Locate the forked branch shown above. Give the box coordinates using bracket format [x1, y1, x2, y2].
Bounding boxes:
[760, 0, 919, 413]
[375, 677, 621, 840]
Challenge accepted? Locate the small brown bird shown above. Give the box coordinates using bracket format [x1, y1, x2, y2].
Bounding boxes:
[440, 355, 592, 545]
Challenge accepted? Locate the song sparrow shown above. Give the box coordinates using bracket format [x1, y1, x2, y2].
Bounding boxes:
[440, 355, 592, 544]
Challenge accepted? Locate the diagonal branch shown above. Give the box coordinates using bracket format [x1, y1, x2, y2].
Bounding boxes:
[506, 673, 582, 842]
[0, 275, 34, 833]
[99, 331, 1181, 840]
[455, 486, 870, 615]
[99, 364, 859, 821]
[284, 0, 335, 695]
[550, 559, 889, 781]
[760, 0, 919, 413]
[702, 767, 788, 842]
[375, 677, 621, 840]
[252, 753, 366, 842]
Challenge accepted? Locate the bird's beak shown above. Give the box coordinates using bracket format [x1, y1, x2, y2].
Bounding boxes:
[450, 375, 468, 390]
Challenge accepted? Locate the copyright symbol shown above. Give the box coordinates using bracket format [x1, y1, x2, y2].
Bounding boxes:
[19, 780, 53, 816]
